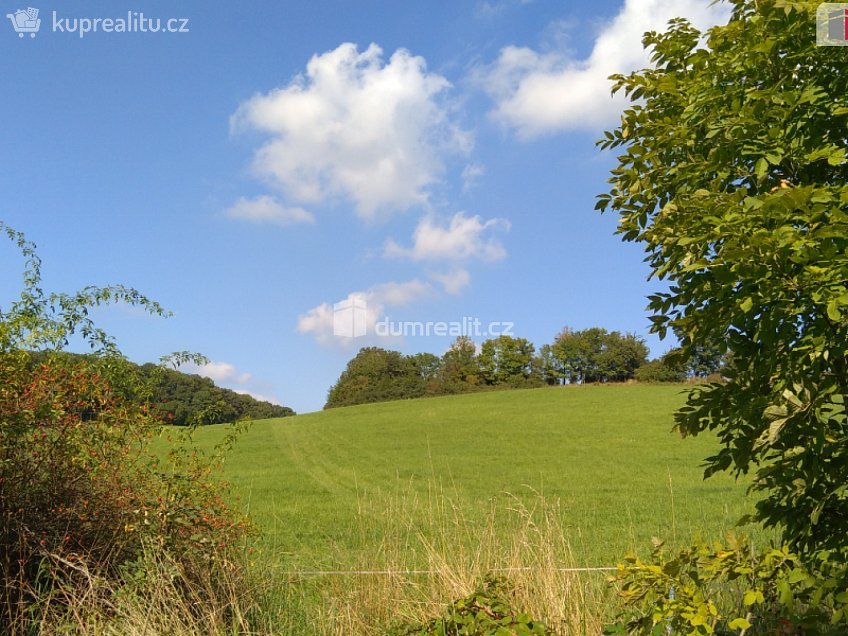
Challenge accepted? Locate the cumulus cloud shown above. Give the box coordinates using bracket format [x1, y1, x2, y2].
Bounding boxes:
[297, 280, 434, 346]
[182, 361, 283, 405]
[232, 43, 471, 220]
[482, 0, 730, 137]
[225, 195, 315, 226]
[430, 268, 471, 295]
[183, 361, 252, 385]
[383, 212, 510, 263]
[233, 389, 280, 405]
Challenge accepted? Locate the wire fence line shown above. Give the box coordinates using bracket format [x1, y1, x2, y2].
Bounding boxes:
[279, 566, 619, 576]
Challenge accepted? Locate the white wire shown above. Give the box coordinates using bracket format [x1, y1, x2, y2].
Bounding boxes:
[281, 566, 618, 576]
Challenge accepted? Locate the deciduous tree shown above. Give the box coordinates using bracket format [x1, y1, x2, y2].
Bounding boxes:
[599, 0, 848, 555]
[478, 335, 535, 385]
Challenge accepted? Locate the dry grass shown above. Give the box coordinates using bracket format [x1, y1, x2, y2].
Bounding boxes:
[301, 486, 610, 635]
[16, 546, 263, 636]
[15, 489, 612, 635]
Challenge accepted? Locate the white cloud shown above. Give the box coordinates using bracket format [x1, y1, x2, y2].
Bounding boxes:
[183, 361, 283, 405]
[482, 0, 731, 137]
[475, 0, 534, 20]
[234, 388, 280, 405]
[297, 280, 434, 347]
[430, 268, 471, 295]
[184, 361, 252, 385]
[371, 279, 434, 306]
[232, 43, 471, 220]
[225, 195, 315, 226]
[461, 163, 485, 193]
[383, 212, 510, 263]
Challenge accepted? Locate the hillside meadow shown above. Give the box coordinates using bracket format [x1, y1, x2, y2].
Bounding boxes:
[180, 384, 766, 572]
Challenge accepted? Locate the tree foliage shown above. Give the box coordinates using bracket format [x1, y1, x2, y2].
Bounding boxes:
[437, 336, 483, 393]
[0, 223, 248, 630]
[325, 327, 660, 408]
[550, 327, 649, 383]
[598, 0, 848, 555]
[634, 350, 689, 383]
[478, 335, 536, 386]
[325, 347, 427, 408]
[20, 352, 295, 425]
[141, 363, 294, 425]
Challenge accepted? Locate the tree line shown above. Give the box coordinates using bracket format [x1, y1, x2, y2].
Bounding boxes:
[23, 351, 295, 424]
[325, 327, 725, 408]
[139, 363, 295, 424]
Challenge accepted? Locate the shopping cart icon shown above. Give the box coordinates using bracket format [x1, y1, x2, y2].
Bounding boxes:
[6, 7, 41, 38]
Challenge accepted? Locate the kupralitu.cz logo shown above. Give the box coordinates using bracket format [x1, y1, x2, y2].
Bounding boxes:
[817, 3, 848, 46]
[6, 7, 40, 38]
[6, 7, 190, 39]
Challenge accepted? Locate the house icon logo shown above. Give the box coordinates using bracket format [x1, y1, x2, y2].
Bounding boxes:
[333, 296, 367, 338]
[817, 3, 848, 46]
[6, 7, 41, 38]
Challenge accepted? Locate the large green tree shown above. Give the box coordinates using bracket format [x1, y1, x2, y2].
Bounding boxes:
[551, 327, 647, 383]
[325, 347, 426, 408]
[599, 0, 848, 555]
[478, 335, 535, 385]
[437, 336, 482, 393]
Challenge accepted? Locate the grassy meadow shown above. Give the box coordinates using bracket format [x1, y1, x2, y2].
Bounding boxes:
[161, 384, 774, 633]
[183, 384, 764, 571]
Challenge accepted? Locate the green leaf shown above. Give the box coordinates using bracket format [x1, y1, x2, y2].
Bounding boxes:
[776, 578, 794, 605]
[729, 617, 751, 630]
[782, 389, 803, 408]
[768, 418, 789, 443]
[743, 589, 763, 606]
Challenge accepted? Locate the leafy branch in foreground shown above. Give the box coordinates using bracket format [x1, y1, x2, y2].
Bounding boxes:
[605, 535, 848, 635]
[0, 223, 251, 633]
[598, 0, 848, 556]
[0, 222, 171, 355]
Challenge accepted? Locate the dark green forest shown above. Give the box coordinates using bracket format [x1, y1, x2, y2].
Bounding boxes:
[24, 351, 295, 425]
[139, 363, 295, 425]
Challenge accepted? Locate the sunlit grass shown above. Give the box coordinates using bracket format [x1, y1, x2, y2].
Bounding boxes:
[184, 384, 764, 571]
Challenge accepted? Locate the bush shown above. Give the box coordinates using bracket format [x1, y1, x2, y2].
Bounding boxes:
[634, 358, 687, 383]
[0, 224, 250, 632]
[325, 347, 427, 408]
[390, 576, 556, 636]
[604, 535, 848, 635]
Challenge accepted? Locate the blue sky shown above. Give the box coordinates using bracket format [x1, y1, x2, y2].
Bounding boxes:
[0, 0, 730, 412]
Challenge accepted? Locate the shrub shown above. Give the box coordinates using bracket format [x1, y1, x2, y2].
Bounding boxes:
[604, 535, 848, 635]
[325, 347, 427, 408]
[390, 576, 556, 636]
[634, 357, 687, 383]
[0, 223, 249, 632]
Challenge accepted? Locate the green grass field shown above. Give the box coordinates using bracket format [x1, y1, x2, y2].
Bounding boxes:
[182, 384, 764, 572]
